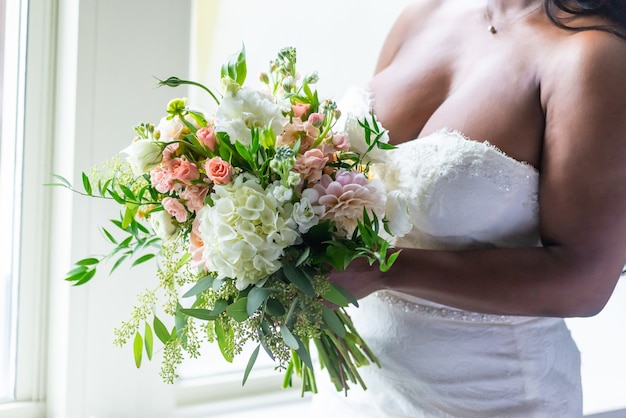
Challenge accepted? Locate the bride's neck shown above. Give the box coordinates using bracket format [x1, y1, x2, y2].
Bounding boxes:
[486, 0, 543, 18]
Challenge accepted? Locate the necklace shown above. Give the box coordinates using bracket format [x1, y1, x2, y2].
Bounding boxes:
[484, 1, 543, 34]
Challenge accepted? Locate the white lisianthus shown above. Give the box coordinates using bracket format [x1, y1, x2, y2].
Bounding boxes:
[196, 173, 299, 290]
[156, 116, 185, 142]
[336, 86, 390, 163]
[215, 87, 288, 146]
[292, 198, 319, 234]
[384, 190, 412, 238]
[149, 210, 178, 240]
[121, 139, 163, 175]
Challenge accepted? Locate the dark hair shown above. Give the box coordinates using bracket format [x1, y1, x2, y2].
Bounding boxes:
[545, 0, 626, 39]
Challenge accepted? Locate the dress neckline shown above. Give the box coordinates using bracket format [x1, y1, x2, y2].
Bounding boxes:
[411, 128, 540, 175]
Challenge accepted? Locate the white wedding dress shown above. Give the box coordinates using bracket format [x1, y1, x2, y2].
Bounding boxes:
[308, 92, 583, 417]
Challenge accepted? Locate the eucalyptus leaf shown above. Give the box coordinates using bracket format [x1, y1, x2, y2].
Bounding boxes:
[246, 287, 269, 315]
[282, 263, 315, 297]
[182, 275, 215, 298]
[226, 298, 249, 322]
[280, 325, 299, 350]
[322, 306, 346, 338]
[180, 308, 217, 321]
[242, 344, 260, 386]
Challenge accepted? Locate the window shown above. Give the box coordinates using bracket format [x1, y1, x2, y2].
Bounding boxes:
[0, 0, 24, 403]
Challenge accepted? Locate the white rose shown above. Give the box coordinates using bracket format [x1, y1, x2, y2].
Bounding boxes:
[121, 139, 163, 175]
[149, 210, 178, 240]
[215, 87, 288, 145]
[292, 198, 319, 234]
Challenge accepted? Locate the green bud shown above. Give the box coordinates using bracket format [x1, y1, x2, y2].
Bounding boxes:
[259, 72, 270, 84]
[221, 77, 241, 95]
[166, 98, 187, 114]
[304, 72, 319, 84]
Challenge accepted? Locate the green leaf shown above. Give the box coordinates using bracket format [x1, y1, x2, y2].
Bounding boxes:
[242, 344, 260, 386]
[82, 172, 92, 195]
[321, 306, 346, 338]
[119, 184, 136, 200]
[144, 322, 154, 361]
[110, 254, 129, 274]
[73, 268, 96, 286]
[280, 325, 299, 350]
[76, 257, 100, 266]
[221, 44, 247, 86]
[153, 316, 171, 344]
[132, 253, 156, 267]
[182, 275, 215, 298]
[51, 173, 72, 188]
[333, 283, 359, 307]
[215, 319, 234, 363]
[212, 299, 228, 316]
[282, 263, 315, 297]
[133, 331, 143, 368]
[102, 228, 117, 244]
[175, 303, 188, 340]
[246, 287, 269, 315]
[226, 297, 249, 322]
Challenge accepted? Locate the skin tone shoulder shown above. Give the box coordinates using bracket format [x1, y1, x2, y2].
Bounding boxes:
[330, 0, 626, 317]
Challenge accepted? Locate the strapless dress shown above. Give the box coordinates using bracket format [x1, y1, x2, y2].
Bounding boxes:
[308, 89, 583, 417]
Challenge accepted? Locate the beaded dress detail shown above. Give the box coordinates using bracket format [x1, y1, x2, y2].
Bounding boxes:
[308, 88, 582, 417]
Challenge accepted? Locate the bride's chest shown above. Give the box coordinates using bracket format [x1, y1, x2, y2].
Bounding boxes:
[370, 37, 545, 168]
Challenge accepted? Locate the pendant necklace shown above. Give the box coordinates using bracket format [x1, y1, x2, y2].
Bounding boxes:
[485, 1, 543, 34]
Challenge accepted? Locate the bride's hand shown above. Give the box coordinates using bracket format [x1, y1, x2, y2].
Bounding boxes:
[329, 256, 386, 301]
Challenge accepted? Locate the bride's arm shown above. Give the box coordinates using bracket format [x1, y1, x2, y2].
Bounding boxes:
[332, 32, 626, 319]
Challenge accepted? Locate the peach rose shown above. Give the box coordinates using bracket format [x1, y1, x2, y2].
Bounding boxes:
[169, 157, 200, 185]
[150, 166, 174, 194]
[162, 197, 188, 223]
[292, 102, 310, 119]
[196, 126, 217, 152]
[180, 184, 209, 212]
[205, 157, 233, 184]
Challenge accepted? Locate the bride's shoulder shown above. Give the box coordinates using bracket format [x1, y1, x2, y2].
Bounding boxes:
[374, 0, 443, 73]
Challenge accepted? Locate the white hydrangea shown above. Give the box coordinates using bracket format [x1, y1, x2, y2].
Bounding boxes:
[196, 173, 300, 290]
[215, 87, 289, 146]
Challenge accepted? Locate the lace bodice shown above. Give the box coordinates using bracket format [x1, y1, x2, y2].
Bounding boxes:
[378, 128, 540, 250]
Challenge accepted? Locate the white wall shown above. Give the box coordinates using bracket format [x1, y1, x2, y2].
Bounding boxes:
[47, 1, 191, 417]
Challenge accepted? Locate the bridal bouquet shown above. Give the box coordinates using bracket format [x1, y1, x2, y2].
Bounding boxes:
[53, 46, 403, 395]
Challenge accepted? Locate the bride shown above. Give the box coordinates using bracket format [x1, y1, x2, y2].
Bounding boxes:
[309, 0, 626, 416]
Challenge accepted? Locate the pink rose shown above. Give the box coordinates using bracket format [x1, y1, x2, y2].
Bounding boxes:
[196, 126, 217, 152]
[162, 197, 188, 223]
[205, 157, 233, 184]
[180, 184, 209, 212]
[150, 166, 174, 194]
[295, 148, 328, 184]
[169, 157, 200, 185]
[292, 102, 310, 118]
